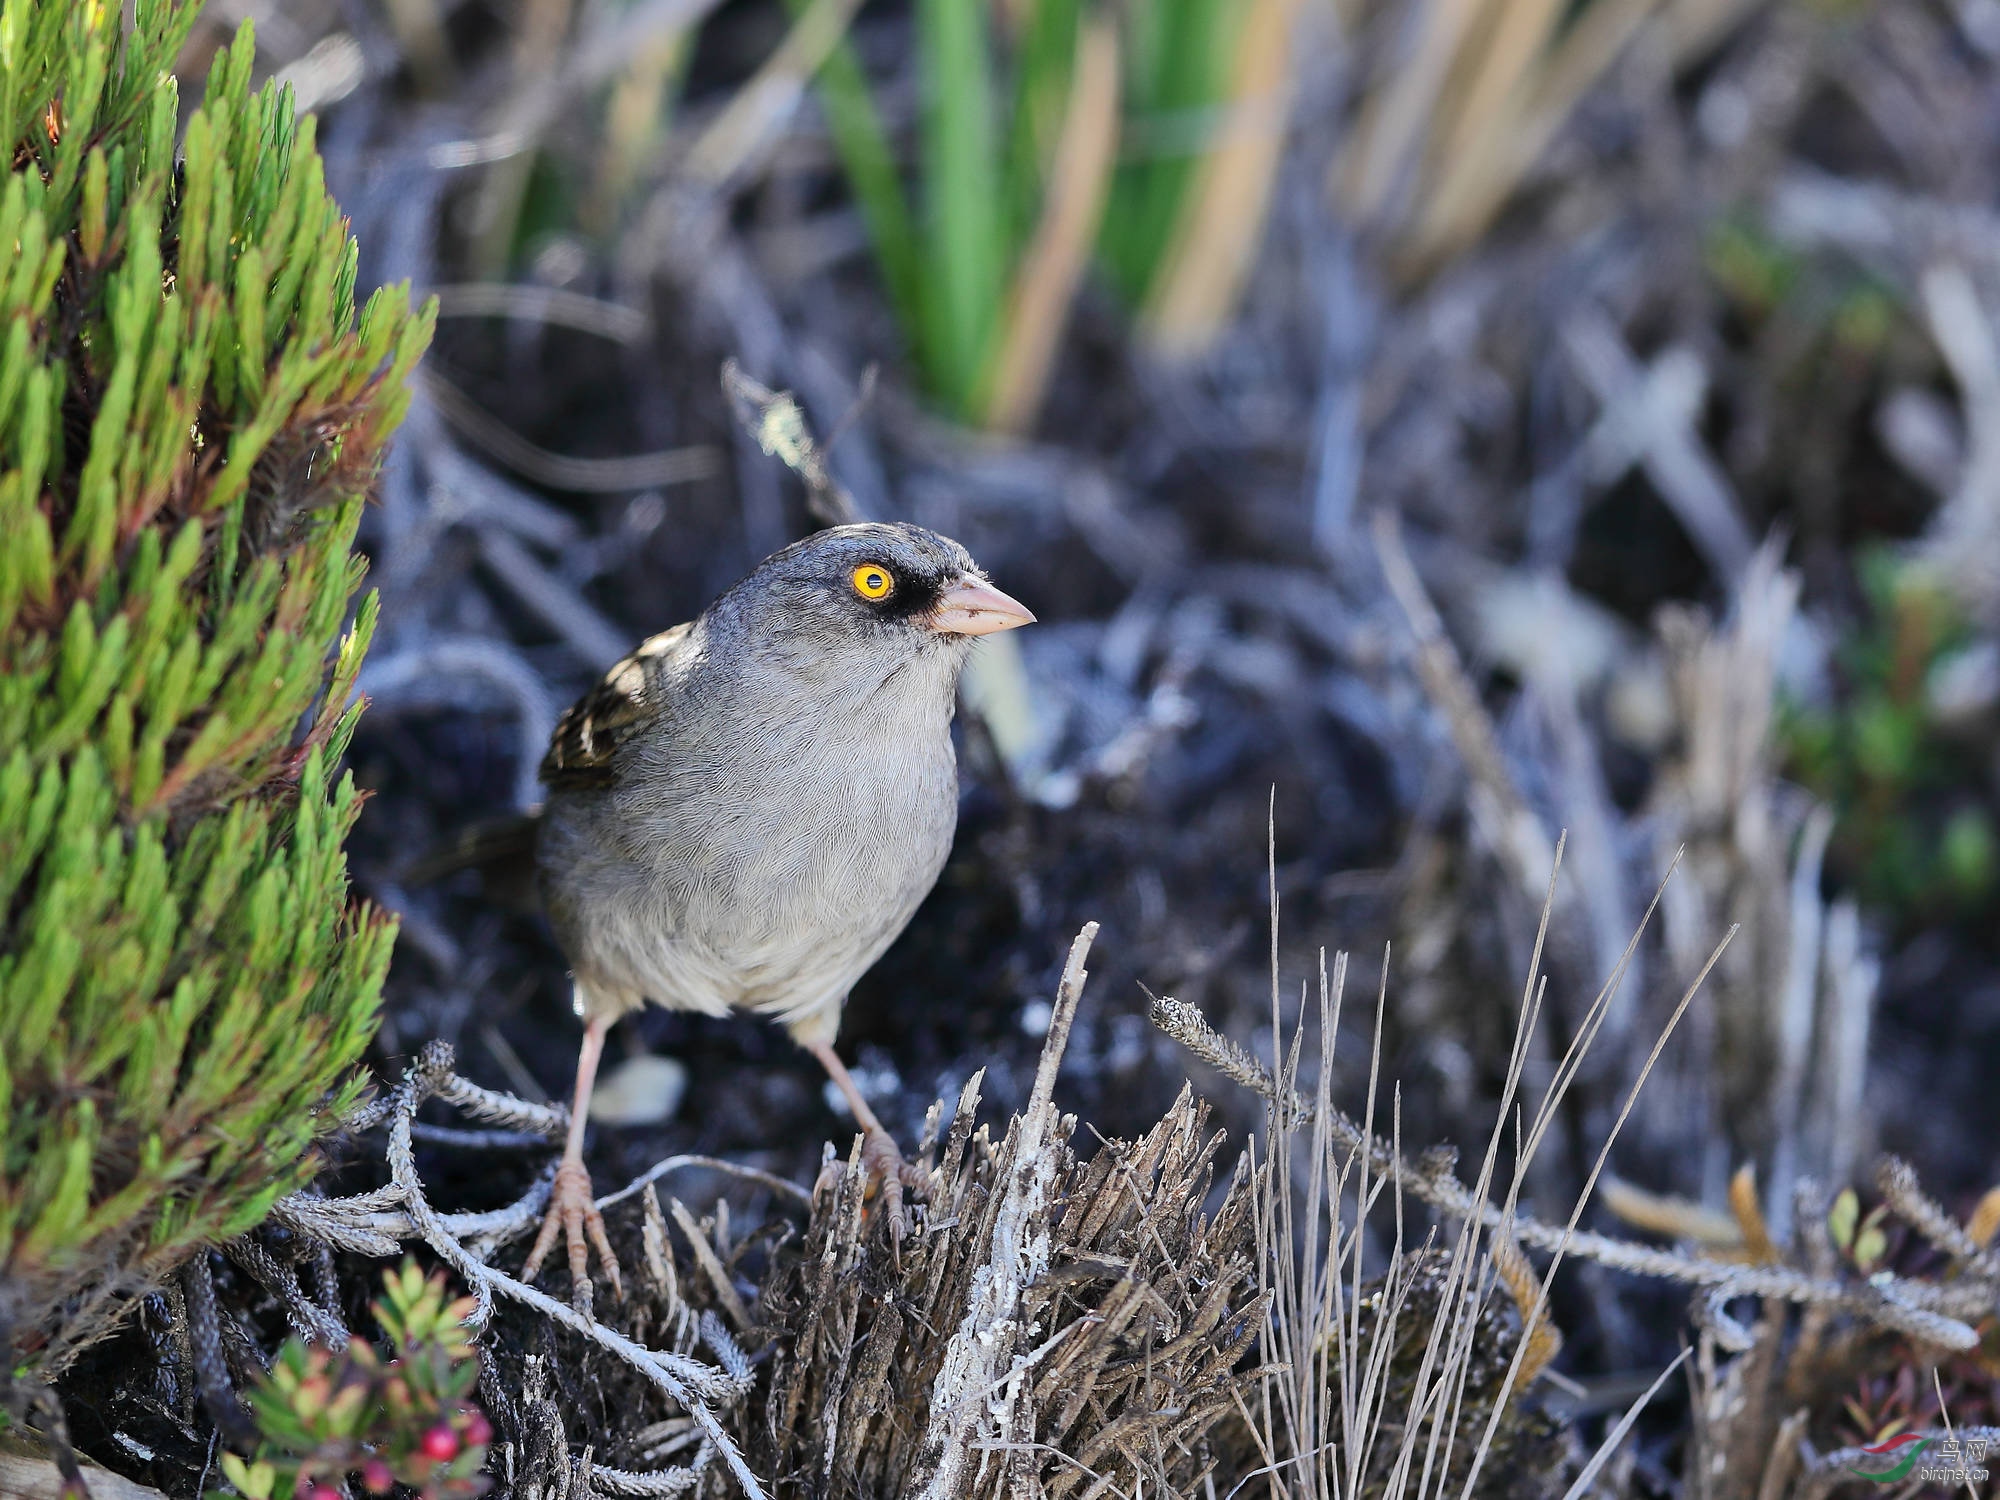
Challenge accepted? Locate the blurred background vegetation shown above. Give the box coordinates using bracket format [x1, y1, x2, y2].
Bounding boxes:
[10, 0, 2000, 1491]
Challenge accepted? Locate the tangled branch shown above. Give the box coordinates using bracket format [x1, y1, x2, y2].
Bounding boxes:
[268, 1043, 768, 1500]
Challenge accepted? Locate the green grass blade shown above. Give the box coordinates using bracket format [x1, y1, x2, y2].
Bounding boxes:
[783, 0, 924, 360]
[1098, 0, 1236, 305]
[916, 0, 1005, 413]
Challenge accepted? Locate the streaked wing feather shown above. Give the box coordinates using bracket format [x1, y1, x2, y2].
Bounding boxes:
[539, 621, 693, 790]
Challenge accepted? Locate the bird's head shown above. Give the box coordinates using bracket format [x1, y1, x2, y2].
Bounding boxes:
[722, 523, 1035, 675]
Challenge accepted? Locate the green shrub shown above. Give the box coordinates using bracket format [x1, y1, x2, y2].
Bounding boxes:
[0, 0, 433, 1375]
[1782, 549, 1998, 924]
[214, 1263, 492, 1500]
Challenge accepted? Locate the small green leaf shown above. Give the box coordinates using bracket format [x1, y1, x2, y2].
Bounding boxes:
[1853, 1222, 1888, 1271]
[1941, 806, 1996, 901]
[1828, 1188, 1858, 1251]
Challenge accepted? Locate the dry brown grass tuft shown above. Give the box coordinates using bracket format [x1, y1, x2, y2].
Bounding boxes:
[748, 926, 1265, 1498]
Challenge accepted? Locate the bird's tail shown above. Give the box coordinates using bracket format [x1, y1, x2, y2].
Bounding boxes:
[401, 811, 543, 891]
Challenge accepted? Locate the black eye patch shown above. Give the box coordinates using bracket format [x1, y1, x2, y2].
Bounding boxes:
[875, 572, 945, 621]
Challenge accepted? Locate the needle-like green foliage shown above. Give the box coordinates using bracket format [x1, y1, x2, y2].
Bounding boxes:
[0, 0, 434, 1375]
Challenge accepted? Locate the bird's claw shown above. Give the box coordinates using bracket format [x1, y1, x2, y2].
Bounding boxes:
[521, 1158, 623, 1316]
[859, 1126, 928, 1256]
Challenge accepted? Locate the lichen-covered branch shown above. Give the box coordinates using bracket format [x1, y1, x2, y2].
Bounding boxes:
[1150, 991, 1998, 1350]
[268, 1044, 761, 1500]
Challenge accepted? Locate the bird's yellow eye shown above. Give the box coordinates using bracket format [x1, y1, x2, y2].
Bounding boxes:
[851, 564, 894, 600]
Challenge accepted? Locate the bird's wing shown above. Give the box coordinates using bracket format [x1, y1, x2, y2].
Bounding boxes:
[539, 621, 695, 791]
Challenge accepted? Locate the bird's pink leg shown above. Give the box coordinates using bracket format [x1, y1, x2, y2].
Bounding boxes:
[805, 1040, 927, 1248]
[522, 1012, 623, 1312]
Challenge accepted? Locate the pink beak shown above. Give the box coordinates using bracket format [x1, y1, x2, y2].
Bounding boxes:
[928, 575, 1037, 636]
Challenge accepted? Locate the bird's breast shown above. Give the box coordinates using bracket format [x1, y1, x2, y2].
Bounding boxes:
[601, 704, 959, 996]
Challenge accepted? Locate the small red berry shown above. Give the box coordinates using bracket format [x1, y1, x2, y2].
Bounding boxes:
[419, 1426, 460, 1462]
[464, 1412, 493, 1447]
[310, 1485, 342, 1500]
[361, 1460, 396, 1494]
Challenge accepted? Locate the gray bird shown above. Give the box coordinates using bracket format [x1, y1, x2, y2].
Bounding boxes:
[522, 522, 1035, 1306]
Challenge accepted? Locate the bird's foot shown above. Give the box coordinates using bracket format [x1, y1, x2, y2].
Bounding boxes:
[521, 1157, 623, 1316]
[859, 1126, 929, 1257]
